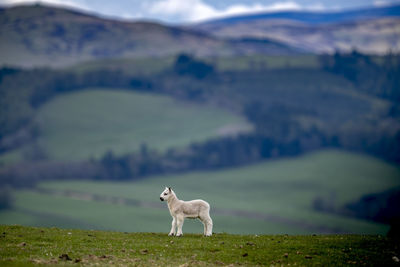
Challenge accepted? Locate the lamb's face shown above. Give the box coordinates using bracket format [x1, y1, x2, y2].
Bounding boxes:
[160, 187, 172, 201]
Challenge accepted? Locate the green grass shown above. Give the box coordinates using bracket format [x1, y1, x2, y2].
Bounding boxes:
[0, 225, 398, 266]
[4, 88, 251, 161]
[1, 150, 398, 235]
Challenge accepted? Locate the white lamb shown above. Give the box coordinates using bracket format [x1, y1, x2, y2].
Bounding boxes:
[159, 187, 213, 236]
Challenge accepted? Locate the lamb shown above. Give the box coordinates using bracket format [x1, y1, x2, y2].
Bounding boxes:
[159, 187, 213, 236]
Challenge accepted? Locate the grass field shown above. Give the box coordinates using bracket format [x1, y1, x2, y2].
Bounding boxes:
[1, 150, 398, 235]
[2, 88, 251, 162]
[0, 225, 398, 266]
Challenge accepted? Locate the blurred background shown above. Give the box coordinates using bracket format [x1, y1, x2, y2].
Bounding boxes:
[0, 0, 400, 235]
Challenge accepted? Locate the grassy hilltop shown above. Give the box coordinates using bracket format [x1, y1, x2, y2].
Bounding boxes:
[0, 225, 398, 266]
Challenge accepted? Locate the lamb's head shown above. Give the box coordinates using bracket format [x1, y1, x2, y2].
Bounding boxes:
[160, 187, 173, 201]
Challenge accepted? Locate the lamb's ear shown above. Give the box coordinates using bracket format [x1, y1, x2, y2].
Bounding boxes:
[168, 187, 171, 192]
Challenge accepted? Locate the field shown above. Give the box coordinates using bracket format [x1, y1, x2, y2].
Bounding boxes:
[1, 150, 399, 235]
[1, 88, 251, 162]
[0, 225, 398, 266]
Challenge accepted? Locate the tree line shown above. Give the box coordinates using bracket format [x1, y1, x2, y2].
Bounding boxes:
[0, 130, 330, 188]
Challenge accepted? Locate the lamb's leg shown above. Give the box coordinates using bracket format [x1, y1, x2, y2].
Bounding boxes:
[176, 216, 184, 236]
[200, 220, 206, 235]
[200, 212, 213, 237]
[168, 217, 176, 236]
[205, 216, 213, 236]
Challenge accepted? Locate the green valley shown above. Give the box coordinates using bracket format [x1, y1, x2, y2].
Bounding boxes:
[1, 150, 398, 235]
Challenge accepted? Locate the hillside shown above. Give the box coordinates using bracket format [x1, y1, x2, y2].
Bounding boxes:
[1, 150, 398, 235]
[0, 4, 399, 66]
[1, 52, 399, 186]
[194, 5, 400, 54]
[0, 5, 298, 67]
[0, 225, 398, 266]
[0, 88, 252, 162]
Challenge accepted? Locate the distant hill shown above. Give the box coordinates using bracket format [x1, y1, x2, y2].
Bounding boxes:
[2, 150, 398, 234]
[0, 4, 399, 67]
[193, 5, 400, 54]
[0, 5, 299, 67]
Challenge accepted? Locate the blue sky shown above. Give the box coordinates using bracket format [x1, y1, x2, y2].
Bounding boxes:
[1, 0, 400, 23]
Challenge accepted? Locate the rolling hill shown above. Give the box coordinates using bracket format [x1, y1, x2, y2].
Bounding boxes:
[0, 88, 252, 162]
[0, 4, 298, 68]
[2, 4, 399, 68]
[193, 5, 400, 54]
[1, 150, 398, 235]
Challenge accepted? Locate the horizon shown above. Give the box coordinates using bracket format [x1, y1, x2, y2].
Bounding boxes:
[0, 0, 400, 24]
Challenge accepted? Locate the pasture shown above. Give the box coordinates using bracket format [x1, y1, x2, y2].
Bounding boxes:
[0, 225, 397, 266]
[1, 150, 398, 235]
[2, 88, 251, 162]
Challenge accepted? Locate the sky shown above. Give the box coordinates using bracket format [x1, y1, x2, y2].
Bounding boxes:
[1, 0, 400, 23]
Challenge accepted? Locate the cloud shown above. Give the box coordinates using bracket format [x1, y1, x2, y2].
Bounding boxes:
[0, 0, 89, 11]
[146, 0, 217, 22]
[373, 0, 388, 6]
[148, 0, 303, 22]
[373, 0, 400, 6]
[307, 3, 325, 11]
[0, 0, 329, 23]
